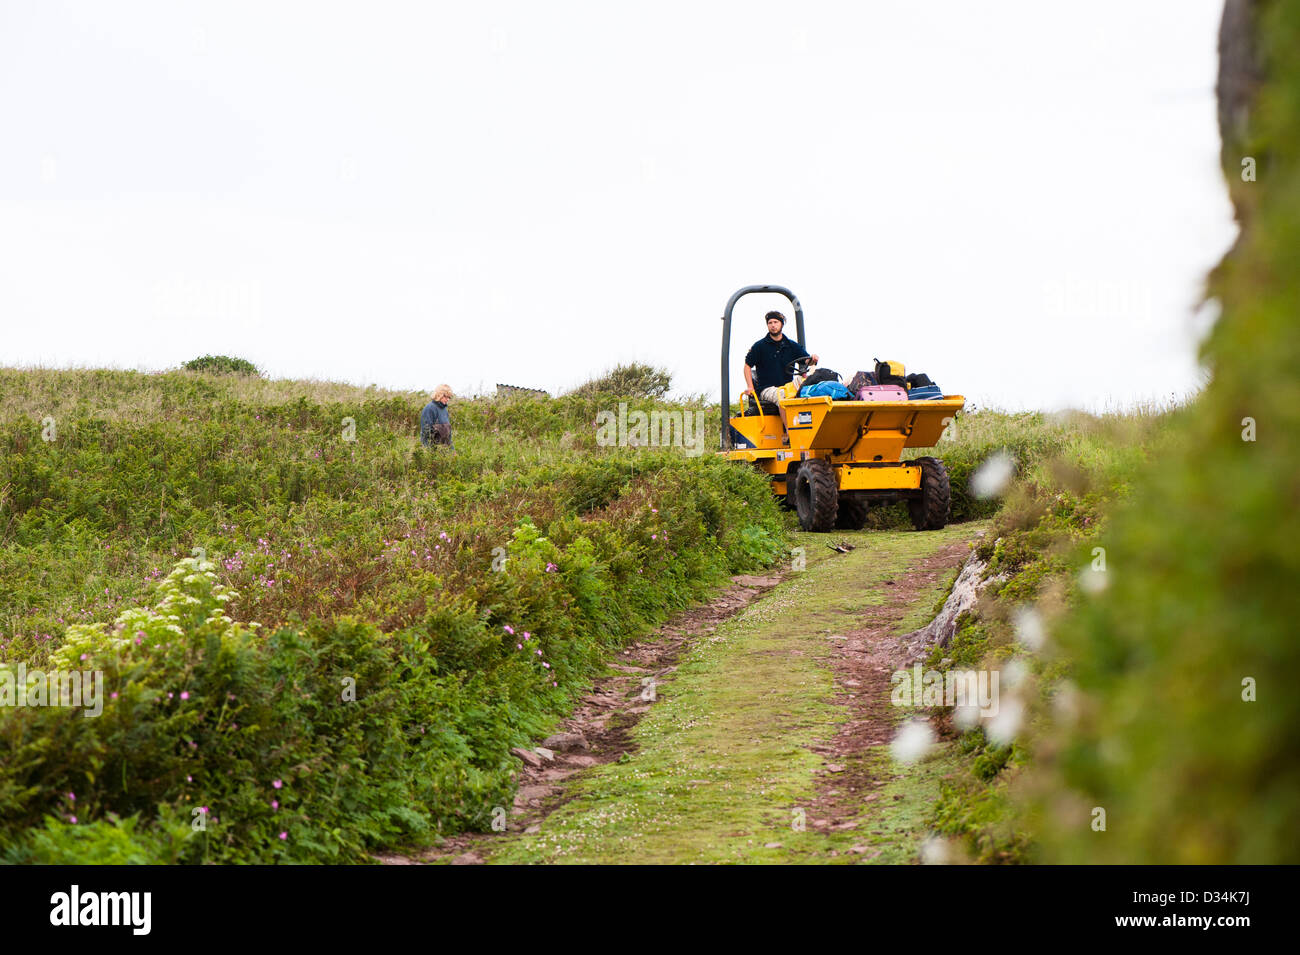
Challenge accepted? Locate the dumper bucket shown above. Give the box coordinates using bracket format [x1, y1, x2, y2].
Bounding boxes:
[780, 395, 965, 458]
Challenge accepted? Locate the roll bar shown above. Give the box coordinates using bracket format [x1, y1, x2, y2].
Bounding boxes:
[719, 285, 805, 450]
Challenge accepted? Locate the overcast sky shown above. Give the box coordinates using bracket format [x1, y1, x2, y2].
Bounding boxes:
[1, 0, 1237, 410]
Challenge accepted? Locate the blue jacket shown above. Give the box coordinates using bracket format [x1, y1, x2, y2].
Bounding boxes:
[419, 400, 453, 448]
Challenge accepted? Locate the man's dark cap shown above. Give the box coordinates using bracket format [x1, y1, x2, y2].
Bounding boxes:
[764, 311, 786, 326]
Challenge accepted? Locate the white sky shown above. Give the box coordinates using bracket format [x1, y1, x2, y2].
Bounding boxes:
[1, 0, 1237, 411]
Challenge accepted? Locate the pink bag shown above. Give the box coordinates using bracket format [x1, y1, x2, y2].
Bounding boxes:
[858, 385, 909, 401]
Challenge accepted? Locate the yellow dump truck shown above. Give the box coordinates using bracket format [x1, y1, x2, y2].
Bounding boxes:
[720, 285, 964, 532]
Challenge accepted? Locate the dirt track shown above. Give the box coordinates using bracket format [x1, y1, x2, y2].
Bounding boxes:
[382, 524, 981, 864]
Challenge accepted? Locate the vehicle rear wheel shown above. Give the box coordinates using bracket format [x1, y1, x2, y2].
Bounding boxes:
[908, 456, 951, 530]
[794, 458, 839, 532]
[835, 495, 868, 530]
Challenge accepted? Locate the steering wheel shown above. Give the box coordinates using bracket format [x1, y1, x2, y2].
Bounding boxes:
[785, 356, 817, 378]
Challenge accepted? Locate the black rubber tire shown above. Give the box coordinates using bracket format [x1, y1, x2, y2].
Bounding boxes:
[908, 456, 951, 531]
[793, 458, 839, 532]
[835, 495, 869, 530]
[777, 467, 797, 510]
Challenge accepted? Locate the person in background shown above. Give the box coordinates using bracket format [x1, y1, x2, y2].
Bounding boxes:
[420, 384, 455, 449]
[743, 311, 819, 405]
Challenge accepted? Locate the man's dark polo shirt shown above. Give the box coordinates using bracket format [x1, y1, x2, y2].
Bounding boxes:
[744, 334, 810, 393]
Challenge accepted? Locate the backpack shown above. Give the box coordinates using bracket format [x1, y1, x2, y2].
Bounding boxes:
[874, 359, 907, 388]
[801, 367, 841, 388]
[847, 370, 877, 393]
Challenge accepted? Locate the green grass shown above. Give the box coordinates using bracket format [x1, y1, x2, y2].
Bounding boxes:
[485, 523, 982, 864]
[0, 366, 789, 862]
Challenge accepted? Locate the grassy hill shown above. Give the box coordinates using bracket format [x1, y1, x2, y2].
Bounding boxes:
[1, 368, 789, 861]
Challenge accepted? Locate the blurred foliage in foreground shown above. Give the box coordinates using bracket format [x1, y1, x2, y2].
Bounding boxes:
[930, 0, 1300, 863]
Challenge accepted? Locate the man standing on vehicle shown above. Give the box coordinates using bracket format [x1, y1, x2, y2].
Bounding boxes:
[743, 311, 819, 405]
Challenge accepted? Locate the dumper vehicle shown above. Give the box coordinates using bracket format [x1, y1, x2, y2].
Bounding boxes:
[719, 285, 965, 532]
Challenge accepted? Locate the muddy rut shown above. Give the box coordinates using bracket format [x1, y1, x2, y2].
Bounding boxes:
[382, 538, 972, 864]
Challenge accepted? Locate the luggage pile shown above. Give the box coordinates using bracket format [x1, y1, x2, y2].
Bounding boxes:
[799, 360, 944, 401]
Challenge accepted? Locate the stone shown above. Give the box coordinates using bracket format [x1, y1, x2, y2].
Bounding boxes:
[542, 731, 590, 751]
[510, 746, 542, 768]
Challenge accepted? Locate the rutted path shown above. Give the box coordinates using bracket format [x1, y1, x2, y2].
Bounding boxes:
[381, 573, 785, 865]
[393, 521, 985, 864]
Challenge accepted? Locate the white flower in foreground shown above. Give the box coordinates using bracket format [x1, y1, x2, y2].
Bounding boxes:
[891, 720, 936, 763]
[970, 451, 1016, 500]
[1012, 606, 1046, 651]
[953, 703, 982, 731]
[1001, 658, 1029, 689]
[1052, 681, 1081, 724]
[985, 696, 1024, 746]
[920, 836, 950, 865]
[1078, 565, 1109, 595]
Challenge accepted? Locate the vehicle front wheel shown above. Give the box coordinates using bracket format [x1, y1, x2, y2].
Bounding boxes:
[794, 458, 839, 532]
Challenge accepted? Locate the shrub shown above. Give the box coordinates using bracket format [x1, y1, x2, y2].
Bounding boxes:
[568, 362, 672, 399]
[182, 355, 261, 377]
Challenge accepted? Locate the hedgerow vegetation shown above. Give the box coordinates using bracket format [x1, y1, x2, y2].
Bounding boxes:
[1022, 0, 1300, 864]
[925, 0, 1300, 864]
[0, 366, 783, 862]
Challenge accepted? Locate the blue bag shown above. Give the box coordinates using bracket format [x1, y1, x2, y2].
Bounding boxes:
[800, 381, 852, 399]
[907, 384, 943, 401]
